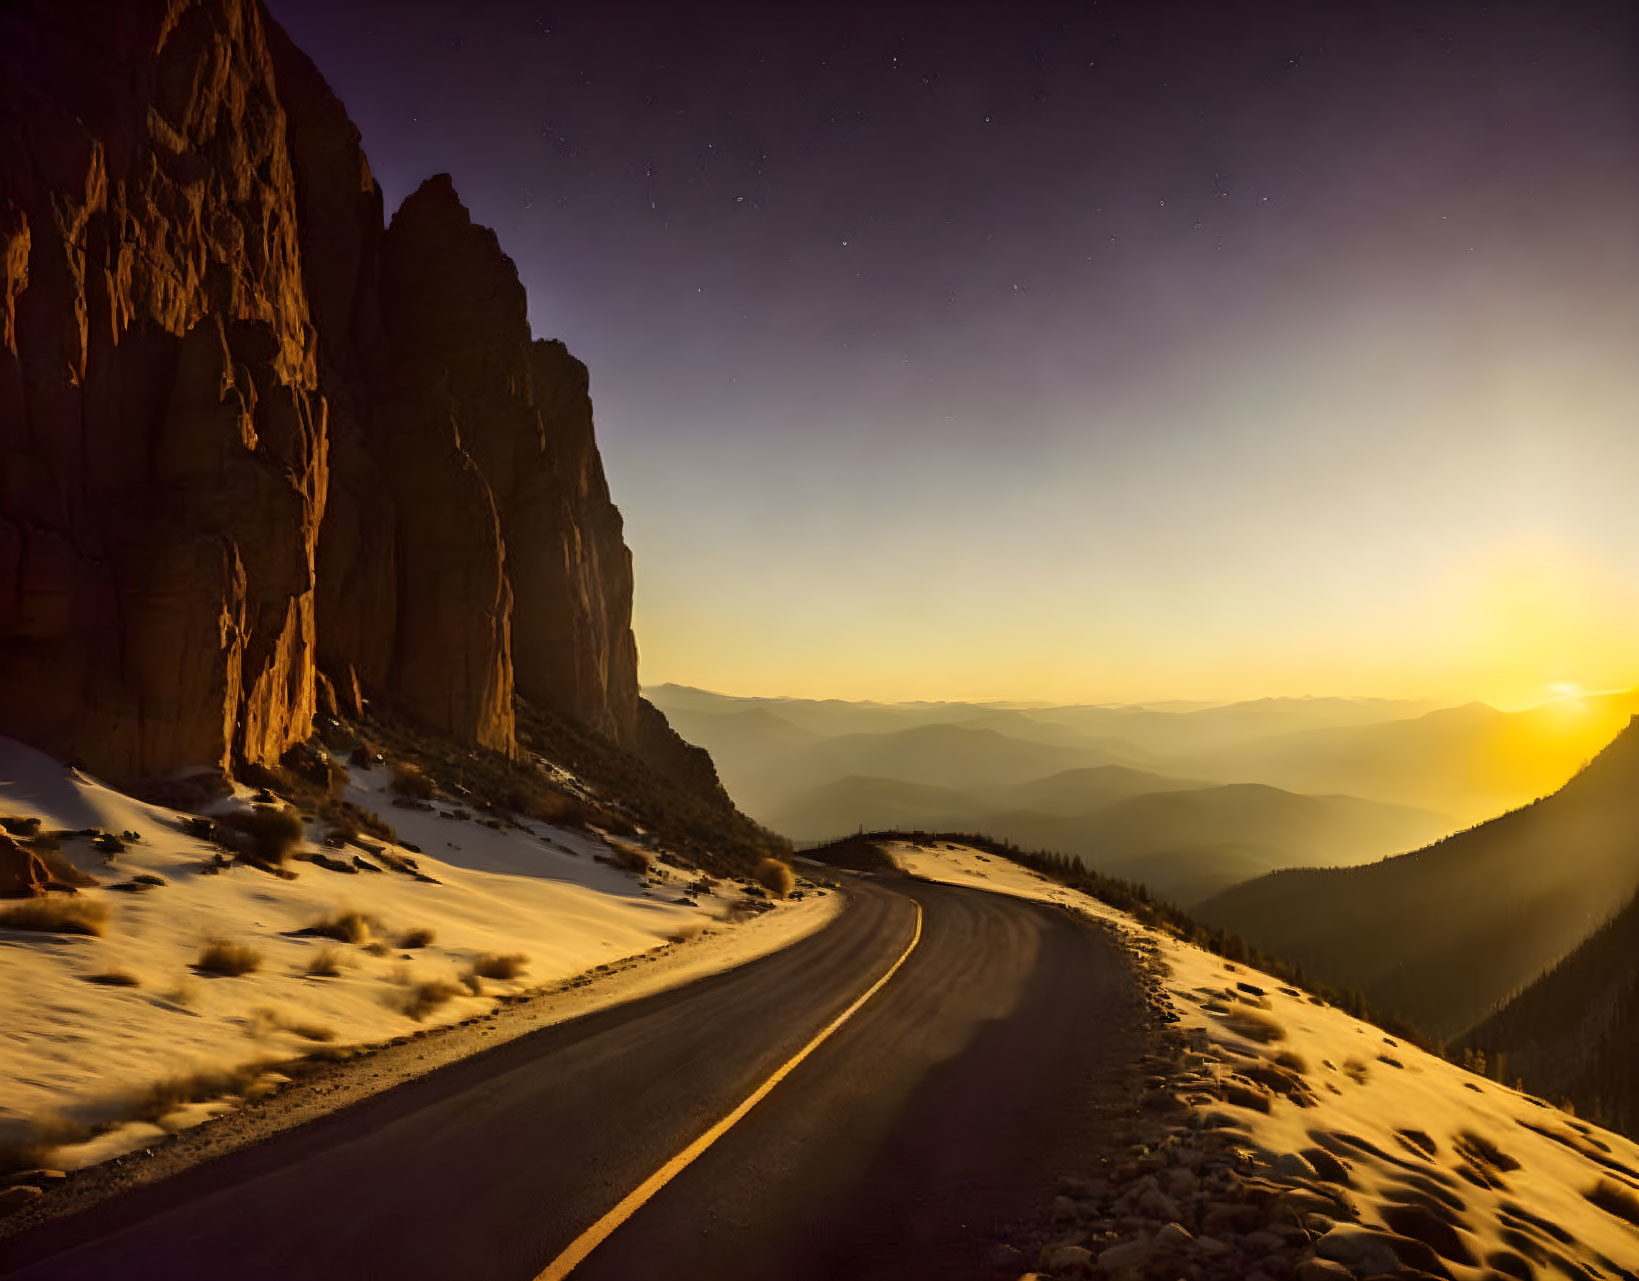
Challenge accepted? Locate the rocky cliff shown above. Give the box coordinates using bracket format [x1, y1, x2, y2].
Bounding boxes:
[0, 0, 664, 786]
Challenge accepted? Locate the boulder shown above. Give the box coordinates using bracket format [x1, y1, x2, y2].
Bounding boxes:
[0, 835, 48, 896]
[1315, 1228, 1400, 1277]
[1095, 1239, 1149, 1273]
[1040, 1242, 1096, 1273]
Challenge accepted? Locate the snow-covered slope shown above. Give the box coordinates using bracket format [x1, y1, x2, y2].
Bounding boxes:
[0, 738, 833, 1172]
[896, 839, 1639, 1279]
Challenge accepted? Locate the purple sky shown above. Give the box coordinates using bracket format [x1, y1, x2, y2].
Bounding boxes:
[269, 1, 1639, 708]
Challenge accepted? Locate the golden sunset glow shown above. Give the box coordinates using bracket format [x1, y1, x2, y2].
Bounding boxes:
[636, 535, 1639, 715]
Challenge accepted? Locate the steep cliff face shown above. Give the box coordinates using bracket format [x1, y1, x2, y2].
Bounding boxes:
[0, 0, 326, 778]
[378, 177, 640, 749]
[0, 0, 654, 782]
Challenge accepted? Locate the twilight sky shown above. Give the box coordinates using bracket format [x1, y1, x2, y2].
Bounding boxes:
[271, 0, 1639, 710]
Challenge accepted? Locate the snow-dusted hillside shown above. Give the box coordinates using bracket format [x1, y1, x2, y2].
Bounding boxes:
[895, 839, 1639, 1280]
[0, 738, 832, 1175]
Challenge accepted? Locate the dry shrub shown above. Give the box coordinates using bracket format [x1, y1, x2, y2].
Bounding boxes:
[282, 741, 348, 796]
[0, 1114, 93, 1175]
[389, 762, 434, 801]
[252, 1008, 335, 1043]
[397, 926, 436, 949]
[0, 896, 108, 936]
[302, 910, 374, 945]
[319, 796, 397, 844]
[363, 941, 391, 957]
[1342, 1057, 1371, 1084]
[224, 805, 305, 864]
[1221, 1008, 1286, 1043]
[82, 970, 140, 986]
[517, 787, 589, 828]
[1587, 1180, 1639, 1227]
[754, 858, 796, 899]
[665, 922, 705, 945]
[1274, 1049, 1309, 1074]
[469, 953, 529, 981]
[195, 939, 262, 976]
[602, 841, 652, 875]
[128, 1063, 272, 1123]
[304, 947, 343, 977]
[304, 1043, 359, 1063]
[394, 977, 462, 1021]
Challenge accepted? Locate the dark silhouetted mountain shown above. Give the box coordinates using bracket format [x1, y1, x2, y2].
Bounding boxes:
[1463, 885, 1639, 1133]
[765, 776, 983, 839]
[1197, 719, 1639, 1040]
[972, 784, 1446, 907]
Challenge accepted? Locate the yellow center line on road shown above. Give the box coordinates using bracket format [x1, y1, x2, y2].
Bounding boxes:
[533, 899, 925, 1281]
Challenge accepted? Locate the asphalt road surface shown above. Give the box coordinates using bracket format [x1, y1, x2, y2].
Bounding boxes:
[0, 875, 1144, 1281]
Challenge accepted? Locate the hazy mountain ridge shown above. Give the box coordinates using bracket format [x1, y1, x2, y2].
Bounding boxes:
[1183, 691, 1639, 820]
[651, 684, 1631, 828]
[650, 686, 1604, 906]
[771, 777, 1448, 906]
[1197, 717, 1639, 1041]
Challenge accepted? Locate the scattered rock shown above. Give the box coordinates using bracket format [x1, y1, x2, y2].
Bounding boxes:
[1270, 1152, 1316, 1180]
[1155, 1222, 1193, 1247]
[1315, 1227, 1400, 1277]
[0, 1185, 44, 1217]
[1095, 1239, 1149, 1273]
[0, 1169, 63, 1188]
[1134, 1185, 1182, 1220]
[1040, 1242, 1096, 1273]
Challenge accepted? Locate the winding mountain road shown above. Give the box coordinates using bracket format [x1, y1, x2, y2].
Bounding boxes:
[0, 876, 1144, 1281]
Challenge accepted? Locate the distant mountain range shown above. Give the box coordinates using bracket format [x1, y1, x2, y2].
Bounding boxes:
[647, 686, 1630, 911]
[1196, 717, 1639, 1041]
[1176, 691, 1639, 820]
[763, 772, 1446, 905]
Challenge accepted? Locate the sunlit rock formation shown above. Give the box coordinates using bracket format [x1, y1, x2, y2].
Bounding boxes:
[0, 0, 659, 780]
